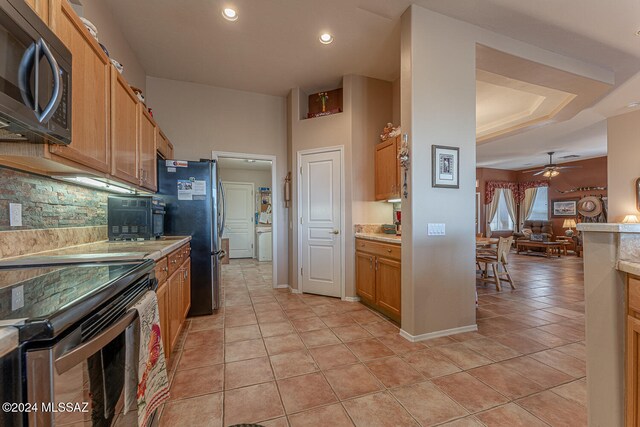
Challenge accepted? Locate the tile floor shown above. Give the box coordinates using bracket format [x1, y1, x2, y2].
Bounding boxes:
[159, 253, 587, 426]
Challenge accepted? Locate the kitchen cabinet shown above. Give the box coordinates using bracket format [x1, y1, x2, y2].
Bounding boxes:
[157, 131, 174, 160]
[155, 242, 191, 362]
[139, 106, 158, 191]
[110, 67, 139, 185]
[48, 0, 111, 174]
[24, 0, 49, 25]
[375, 136, 401, 201]
[355, 238, 401, 323]
[627, 275, 640, 426]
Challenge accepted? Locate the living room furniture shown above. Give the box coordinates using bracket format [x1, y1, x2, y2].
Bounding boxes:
[476, 236, 515, 291]
[516, 240, 564, 258]
[513, 220, 554, 241]
[555, 236, 575, 255]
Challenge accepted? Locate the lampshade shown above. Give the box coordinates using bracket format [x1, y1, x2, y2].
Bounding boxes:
[562, 219, 577, 228]
[622, 215, 640, 224]
[542, 169, 560, 178]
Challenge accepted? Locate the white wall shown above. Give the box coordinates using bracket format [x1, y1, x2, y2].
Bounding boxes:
[607, 109, 640, 222]
[78, 0, 147, 91]
[146, 77, 289, 286]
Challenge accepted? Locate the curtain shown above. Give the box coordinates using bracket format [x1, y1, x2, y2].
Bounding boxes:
[519, 187, 538, 230]
[503, 188, 517, 231]
[486, 188, 501, 237]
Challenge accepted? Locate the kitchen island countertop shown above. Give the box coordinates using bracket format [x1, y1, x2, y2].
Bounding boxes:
[355, 232, 401, 245]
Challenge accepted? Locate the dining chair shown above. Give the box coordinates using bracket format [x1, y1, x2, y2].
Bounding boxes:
[476, 236, 515, 291]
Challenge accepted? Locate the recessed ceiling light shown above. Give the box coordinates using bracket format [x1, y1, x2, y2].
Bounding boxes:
[628, 101, 640, 108]
[222, 7, 238, 21]
[635, 29, 640, 36]
[319, 33, 333, 44]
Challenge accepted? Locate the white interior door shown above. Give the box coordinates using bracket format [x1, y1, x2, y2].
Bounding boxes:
[300, 149, 342, 297]
[222, 182, 255, 258]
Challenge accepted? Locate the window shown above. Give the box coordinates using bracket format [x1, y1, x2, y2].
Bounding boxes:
[527, 187, 549, 221]
[490, 191, 514, 231]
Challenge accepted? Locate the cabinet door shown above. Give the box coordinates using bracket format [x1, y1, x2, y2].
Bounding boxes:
[49, 0, 110, 173]
[156, 282, 169, 358]
[182, 258, 191, 320]
[24, 0, 49, 26]
[168, 270, 182, 352]
[356, 252, 376, 304]
[375, 256, 401, 322]
[375, 137, 400, 200]
[627, 316, 640, 427]
[111, 67, 139, 185]
[140, 107, 157, 191]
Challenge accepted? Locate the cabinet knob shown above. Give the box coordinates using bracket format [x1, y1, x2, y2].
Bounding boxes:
[172, 259, 177, 264]
[387, 249, 392, 253]
[163, 267, 168, 272]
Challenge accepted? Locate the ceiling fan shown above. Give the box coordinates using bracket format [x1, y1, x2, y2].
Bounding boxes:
[521, 152, 581, 178]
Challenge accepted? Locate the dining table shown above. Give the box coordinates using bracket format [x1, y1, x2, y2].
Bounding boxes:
[476, 237, 499, 247]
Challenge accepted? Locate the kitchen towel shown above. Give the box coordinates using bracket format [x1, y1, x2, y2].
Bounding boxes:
[124, 291, 170, 427]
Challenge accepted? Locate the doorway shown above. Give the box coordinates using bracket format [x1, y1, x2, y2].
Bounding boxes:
[214, 152, 277, 288]
[297, 147, 344, 298]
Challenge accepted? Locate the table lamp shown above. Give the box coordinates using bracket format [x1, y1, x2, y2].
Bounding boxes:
[563, 218, 577, 236]
[622, 215, 640, 224]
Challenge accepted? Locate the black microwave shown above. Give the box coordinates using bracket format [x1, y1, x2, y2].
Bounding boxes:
[108, 196, 165, 240]
[0, 0, 72, 144]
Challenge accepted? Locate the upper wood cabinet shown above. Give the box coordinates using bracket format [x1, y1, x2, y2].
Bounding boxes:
[111, 67, 140, 185]
[139, 107, 157, 191]
[375, 136, 401, 201]
[157, 131, 174, 160]
[48, 0, 111, 174]
[24, 0, 49, 25]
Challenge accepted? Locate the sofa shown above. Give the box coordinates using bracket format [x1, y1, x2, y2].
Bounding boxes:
[513, 220, 554, 241]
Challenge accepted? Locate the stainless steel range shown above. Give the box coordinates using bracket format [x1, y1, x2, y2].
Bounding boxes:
[0, 257, 156, 427]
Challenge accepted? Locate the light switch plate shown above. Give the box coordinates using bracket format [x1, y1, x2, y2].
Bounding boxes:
[11, 285, 24, 311]
[9, 203, 22, 227]
[428, 223, 446, 236]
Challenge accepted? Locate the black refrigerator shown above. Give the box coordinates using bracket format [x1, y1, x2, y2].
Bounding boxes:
[157, 159, 225, 315]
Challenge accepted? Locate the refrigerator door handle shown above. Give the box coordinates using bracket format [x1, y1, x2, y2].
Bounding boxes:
[213, 250, 227, 259]
[218, 180, 226, 237]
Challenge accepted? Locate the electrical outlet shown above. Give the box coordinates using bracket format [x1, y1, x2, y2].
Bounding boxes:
[427, 223, 446, 236]
[9, 203, 22, 227]
[11, 285, 24, 311]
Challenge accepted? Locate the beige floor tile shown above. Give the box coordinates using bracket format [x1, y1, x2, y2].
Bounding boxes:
[332, 324, 374, 342]
[342, 391, 419, 427]
[264, 333, 306, 355]
[270, 350, 319, 379]
[323, 363, 384, 400]
[224, 324, 262, 343]
[402, 349, 462, 379]
[499, 356, 574, 388]
[475, 403, 548, 426]
[365, 356, 424, 388]
[259, 321, 296, 338]
[391, 381, 468, 426]
[224, 382, 285, 426]
[432, 343, 493, 370]
[309, 343, 359, 370]
[299, 328, 341, 348]
[346, 339, 395, 361]
[377, 333, 426, 354]
[169, 364, 223, 401]
[160, 392, 223, 427]
[183, 328, 224, 349]
[224, 356, 274, 389]
[225, 338, 267, 362]
[432, 372, 509, 413]
[291, 316, 328, 332]
[517, 390, 588, 426]
[467, 364, 543, 399]
[288, 403, 354, 427]
[461, 337, 521, 362]
[529, 348, 586, 378]
[177, 345, 223, 370]
[278, 372, 338, 413]
[552, 378, 587, 407]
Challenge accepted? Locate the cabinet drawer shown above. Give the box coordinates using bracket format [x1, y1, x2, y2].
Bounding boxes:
[182, 243, 191, 261]
[168, 247, 185, 276]
[355, 238, 401, 260]
[629, 276, 640, 315]
[155, 257, 168, 285]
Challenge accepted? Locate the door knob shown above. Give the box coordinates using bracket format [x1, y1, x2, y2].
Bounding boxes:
[330, 230, 340, 235]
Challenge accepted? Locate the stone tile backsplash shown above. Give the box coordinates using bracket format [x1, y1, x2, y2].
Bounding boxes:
[0, 167, 108, 231]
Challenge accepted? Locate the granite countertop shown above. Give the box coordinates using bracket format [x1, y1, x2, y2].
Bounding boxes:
[0, 236, 192, 265]
[618, 261, 640, 277]
[355, 232, 401, 245]
[0, 327, 18, 357]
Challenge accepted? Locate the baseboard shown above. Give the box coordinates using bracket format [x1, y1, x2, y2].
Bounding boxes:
[399, 324, 478, 343]
[275, 284, 289, 289]
[289, 287, 302, 294]
[342, 296, 361, 302]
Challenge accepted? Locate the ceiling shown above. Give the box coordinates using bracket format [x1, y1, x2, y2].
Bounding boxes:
[103, 0, 640, 169]
[218, 157, 272, 171]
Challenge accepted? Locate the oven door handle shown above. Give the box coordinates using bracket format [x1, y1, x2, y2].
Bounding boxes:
[55, 309, 138, 375]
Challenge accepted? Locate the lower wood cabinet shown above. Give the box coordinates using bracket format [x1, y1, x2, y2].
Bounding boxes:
[355, 238, 401, 323]
[155, 242, 191, 361]
[627, 275, 640, 426]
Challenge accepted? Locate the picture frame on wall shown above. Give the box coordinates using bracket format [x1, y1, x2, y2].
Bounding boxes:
[432, 145, 459, 188]
[551, 199, 578, 217]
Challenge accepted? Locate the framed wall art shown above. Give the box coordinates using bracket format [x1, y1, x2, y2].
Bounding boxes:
[551, 199, 578, 217]
[432, 145, 459, 188]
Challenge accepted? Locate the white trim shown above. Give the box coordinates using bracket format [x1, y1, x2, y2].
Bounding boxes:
[342, 296, 361, 302]
[399, 324, 478, 343]
[221, 181, 256, 259]
[296, 145, 346, 299]
[290, 287, 302, 294]
[275, 284, 289, 289]
[212, 150, 279, 289]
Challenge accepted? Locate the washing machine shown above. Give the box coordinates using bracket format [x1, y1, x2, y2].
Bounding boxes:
[256, 226, 272, 262]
